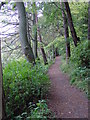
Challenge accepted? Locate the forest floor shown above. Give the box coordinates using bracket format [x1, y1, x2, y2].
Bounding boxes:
[47, 56, 88, 118]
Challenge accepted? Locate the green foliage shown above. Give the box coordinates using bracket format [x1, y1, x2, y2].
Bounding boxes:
[43, 36, 66, 62]
[69, 3, 88, 38]
[30, 100, 51, 119]
[45, 37, 64, 49]
[15, 100, 52, 119]
[45, 37, 66, 56]
[60, 40, 90, 98]
[59, 3, 89, 98]
[43, 2, 62, 26]
[3, 59, 50, 118]
[1, 3, 90, 119]
[70, 40, 90, 67]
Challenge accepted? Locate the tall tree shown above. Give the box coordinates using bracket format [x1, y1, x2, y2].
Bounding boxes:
[37, 27, 48, 65]
[88, 1, 90, 48]
[0, 39, 7, 120]
[0, 3, 7, 119]
[16, 2, 35, 64]
[64, 1, 79, 47]
[32, 2, 38, 58]
[0, 39, 2, 120]
[60, 2, 70, 63]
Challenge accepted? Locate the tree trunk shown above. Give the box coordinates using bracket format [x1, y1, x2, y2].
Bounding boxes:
[52, 45, 55, 59]
[0, 39, 6, 120]
[16, 2, 35, 64]
[60, 2, 70, 63]
[88, 1, 90, 48]
[0, 39, 2, 120]
[55, 48, 59, 57]
[64, 1, 79, 47]
[0, 4, 7, 119]
[27, 13, 31, 45]
[32, 3, 38, 58]
[37, 27, 48, 65]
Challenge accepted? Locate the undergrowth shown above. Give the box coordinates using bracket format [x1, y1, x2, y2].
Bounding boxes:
[60, 40, 90, 99]
[15, 100, 53, 119]
[3, 59, 51, 119]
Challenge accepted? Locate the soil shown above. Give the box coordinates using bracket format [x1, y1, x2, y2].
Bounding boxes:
[47, 56, 88, 118]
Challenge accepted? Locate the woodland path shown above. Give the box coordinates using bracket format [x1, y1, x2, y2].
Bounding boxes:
[47, 56, 88, 118]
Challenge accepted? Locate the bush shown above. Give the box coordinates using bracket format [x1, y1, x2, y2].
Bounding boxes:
[60, 40, 90, 98]
[70, 40, 90, 68]
[3, 59, 50, 118]
[15, 100, 52, 120]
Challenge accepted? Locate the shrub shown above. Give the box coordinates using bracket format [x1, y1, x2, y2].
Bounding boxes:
[60, 40, 90, 98]
[15, 100, 52, 120]
[3, 59, 50, 118]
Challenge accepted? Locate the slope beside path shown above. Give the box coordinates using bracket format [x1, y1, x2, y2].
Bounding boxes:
[47, 56, 88, 118]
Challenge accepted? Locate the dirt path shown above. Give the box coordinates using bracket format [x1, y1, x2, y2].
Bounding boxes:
[47, 56, 88, 118]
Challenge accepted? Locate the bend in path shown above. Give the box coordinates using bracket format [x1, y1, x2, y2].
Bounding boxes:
[48, 56, 88, 118]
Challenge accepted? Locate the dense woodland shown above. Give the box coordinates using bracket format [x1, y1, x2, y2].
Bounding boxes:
[0, 1, 90, 119]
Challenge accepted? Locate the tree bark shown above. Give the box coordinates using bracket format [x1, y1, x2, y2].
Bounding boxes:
[37, 27, 48, 65]
[32, 3, 38, 58]
[0, 38, 2, 120]
[60, 2, 70, 63]
[16, 2, 35, 64]
[52, 45, 55, 59]
[0, 39, 7, 120]
[0, 4, 7, 119]
[64, 1, 79, 47]
[88, 1, 90, 48]
[55, 48, 59, 57]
